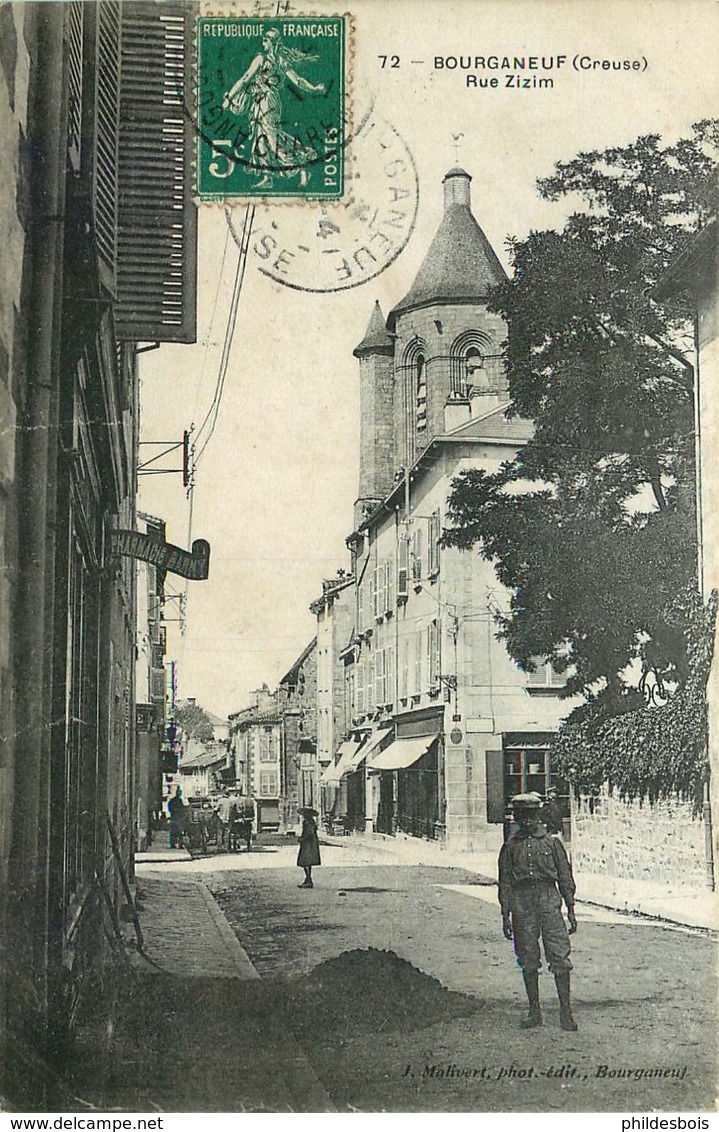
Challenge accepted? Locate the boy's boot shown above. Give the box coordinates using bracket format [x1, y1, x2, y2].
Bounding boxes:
[521, 970, 542, 1028]
[554, 972, 578, 1031]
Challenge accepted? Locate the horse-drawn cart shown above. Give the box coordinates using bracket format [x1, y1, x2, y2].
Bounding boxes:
[228, 795, 255, 852]
[185, 799, 221, 851]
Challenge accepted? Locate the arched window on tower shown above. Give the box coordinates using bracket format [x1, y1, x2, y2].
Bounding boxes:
[449, 330, 493, 396]
[465, 346, 488, 393]
[416, 354, 427, 432]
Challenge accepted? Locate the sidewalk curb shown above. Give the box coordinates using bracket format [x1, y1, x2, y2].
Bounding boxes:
[196, 879, 336, 1112]
[134, 870, 336, 1111]
[197, 878, 260, 979]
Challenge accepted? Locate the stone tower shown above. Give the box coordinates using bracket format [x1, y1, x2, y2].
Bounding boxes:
[353, 300, 395, 528]
[387, 168, 509, 469]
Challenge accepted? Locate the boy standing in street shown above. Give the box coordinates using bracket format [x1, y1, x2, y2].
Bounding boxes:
[498, 792, 578, 1030]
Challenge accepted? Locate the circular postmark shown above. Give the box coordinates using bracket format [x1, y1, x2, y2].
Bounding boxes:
[226, 110, 419, 292]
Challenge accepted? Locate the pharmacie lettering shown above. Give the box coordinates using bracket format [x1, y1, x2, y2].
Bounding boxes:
[434, 55, 567, 70]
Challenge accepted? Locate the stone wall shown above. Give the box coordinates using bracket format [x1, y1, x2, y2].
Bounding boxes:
[572, 788, 707, 889]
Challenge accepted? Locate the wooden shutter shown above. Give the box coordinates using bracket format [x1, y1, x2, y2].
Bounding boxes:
[356, 658, 365, 715]
[429, 620, 439, 688]
[150, 668, 165, 701]
[358, 579, 366, 633]
[429, 510, 441, 574]
[485, 749, 505, 823]
[398, 536, 409, 597]
[399, 636, 409, 699]
[412, 527, 423, 582]
[386, 558, 394, 610]
[67, 2, 85, 168]
[414, 628, 423, 693]
[374, 648, 385, 706]
[385, 646, 395, 705]
[91, 1, 121, 288]
[115, 3, 198, 342]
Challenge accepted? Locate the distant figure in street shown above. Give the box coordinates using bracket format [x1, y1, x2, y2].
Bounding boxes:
[216, 791, 233, 850]
[297, 807, 321, 888]
[498, 792, 578, 1031]
[167, 788, 186, 849]
[541, 786, 564, 836]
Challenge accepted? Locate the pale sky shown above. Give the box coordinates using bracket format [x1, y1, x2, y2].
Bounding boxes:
[138, 0, 719, 718]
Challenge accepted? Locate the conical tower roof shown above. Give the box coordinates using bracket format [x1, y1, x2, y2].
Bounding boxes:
[353, 300, 394, 356]
[388, 168, 507, 327]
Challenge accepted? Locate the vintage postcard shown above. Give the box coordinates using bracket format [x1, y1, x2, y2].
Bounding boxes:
[0, 0, 717, 1121]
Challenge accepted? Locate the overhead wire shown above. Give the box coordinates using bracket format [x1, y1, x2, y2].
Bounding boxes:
[195, 204, 255, 464]
[190, 223, 231, 429]
[178, 204, 255, 663]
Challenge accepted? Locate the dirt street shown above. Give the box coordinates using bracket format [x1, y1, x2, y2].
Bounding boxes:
[201, 840, 715, 1112]
[52, 839, 715, 1113]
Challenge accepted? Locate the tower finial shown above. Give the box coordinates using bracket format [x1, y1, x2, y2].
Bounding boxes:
[451, 132, 464, 165]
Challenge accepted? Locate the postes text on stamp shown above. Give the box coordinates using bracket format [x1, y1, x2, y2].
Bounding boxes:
[196, 15, 346, 201]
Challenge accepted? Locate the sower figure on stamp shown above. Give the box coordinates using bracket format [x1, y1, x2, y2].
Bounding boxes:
[498, 792, 578, 1031]
[222, 29, 325, 190]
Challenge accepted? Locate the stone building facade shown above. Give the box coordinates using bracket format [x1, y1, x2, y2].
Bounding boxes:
[325, 169, 577, 849]
[278, 638, 318, 827]
[0, 4, 197, 1100]
[134, 514, 169, 851]
[230, 685, 283, 831]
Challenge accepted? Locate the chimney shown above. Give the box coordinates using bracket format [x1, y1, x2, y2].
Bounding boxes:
[443, 167, 472, 211]
[444, 395, 472, 433]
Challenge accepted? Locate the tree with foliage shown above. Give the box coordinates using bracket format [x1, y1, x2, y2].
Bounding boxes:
[174, 698, 215, 742]
[444, 121, 719, 802]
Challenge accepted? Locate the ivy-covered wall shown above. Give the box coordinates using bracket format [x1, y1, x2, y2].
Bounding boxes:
[573, 788, 706, 888]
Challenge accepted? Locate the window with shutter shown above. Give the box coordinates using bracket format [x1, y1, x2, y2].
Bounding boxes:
[399, 635, 409, 699]
[526, 658, 567, 687]
[358, 578, 366, 633]
[385, 558, 394, 611]
[150, 668, 165, 700]
[411, 527, 423, 583]
[485, 750, 505, 823]
[429, 620, 440, 688]
[356, 657, 365, 715]
[260, 771, 278, 796]
[67, 2, 84, 168]
[429, 510, 441, 576]
[397, 536, 409, 599]
[115, 4, 198, 342]
[414, 628, 424, 694]
[92, 2, 121, 289]
[385, 646, 395, 705]
[374, 648, 385, 706]
[371, 567, 378, 620]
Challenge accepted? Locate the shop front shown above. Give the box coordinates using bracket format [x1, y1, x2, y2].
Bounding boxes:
[485, 732, 570, 840]
[370, 731, 441, 840]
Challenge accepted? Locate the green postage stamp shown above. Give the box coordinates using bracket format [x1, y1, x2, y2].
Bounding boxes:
[196, 16, 346, 200]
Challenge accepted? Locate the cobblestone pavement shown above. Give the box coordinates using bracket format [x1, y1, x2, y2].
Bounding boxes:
[135, 874, 258, 979]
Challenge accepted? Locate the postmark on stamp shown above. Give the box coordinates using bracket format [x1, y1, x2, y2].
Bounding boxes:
[196, 15, 346, 201]
[225, 109, 419, 292]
